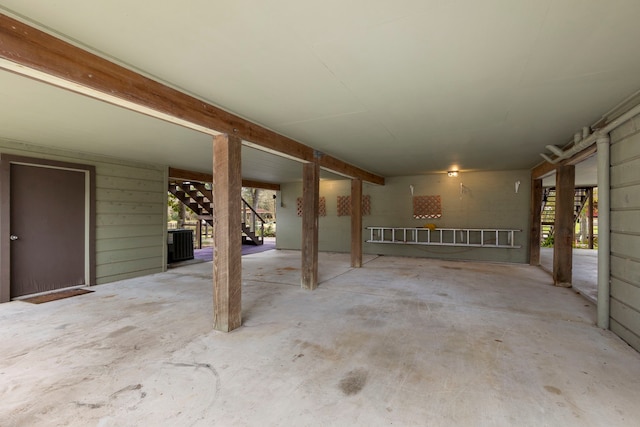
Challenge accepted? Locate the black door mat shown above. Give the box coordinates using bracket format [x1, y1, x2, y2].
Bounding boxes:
[20, 288, 94, 304]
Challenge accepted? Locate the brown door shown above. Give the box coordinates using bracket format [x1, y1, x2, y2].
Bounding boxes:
[10, 164, 86, 297]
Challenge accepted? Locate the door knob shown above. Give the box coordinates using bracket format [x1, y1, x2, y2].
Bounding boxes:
[10, 235, 18, 241]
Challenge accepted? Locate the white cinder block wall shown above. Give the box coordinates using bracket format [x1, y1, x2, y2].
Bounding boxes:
[277, 170, 530, 264]
[609, 113, 640, 352]
[0, 139, 167, 285]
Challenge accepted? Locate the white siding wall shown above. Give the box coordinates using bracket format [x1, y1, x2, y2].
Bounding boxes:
[0, 139, 166, 285]
[609, 114, 640, 351]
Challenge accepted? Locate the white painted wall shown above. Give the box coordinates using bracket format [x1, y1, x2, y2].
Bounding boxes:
[0, 139, 166, 285]
[277, 170, 530, 263]
[609, 114, 640, 352]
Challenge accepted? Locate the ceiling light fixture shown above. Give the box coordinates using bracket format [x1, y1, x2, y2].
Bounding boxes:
[447, 170, 459, 177]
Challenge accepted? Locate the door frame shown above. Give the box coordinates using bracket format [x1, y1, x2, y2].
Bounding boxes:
[0, 154, 96, 302]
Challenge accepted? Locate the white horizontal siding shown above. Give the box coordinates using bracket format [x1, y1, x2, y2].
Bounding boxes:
[609, 112, 640, 352]
[97, 188, 165, 204]
[96, 175, 166, 192]
[610, 319, 640, 353]
[611, 211, 640, 234]
[96, 200, 161, 214]
[96, 224, 163, 240]
[611, 278, 640, 312]
[611, 255, 640, 285]
[0, 139, 167, 286]
[611, 233, 640, 261]
[97, 236, 163, 252]
[94, 168, 165, 283]
[97, 214, 164, 227]
[97, 246, 163, 265]
[96, 257, 164, 279]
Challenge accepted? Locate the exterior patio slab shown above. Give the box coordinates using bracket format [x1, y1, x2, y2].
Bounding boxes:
[540, 247, 598, 303]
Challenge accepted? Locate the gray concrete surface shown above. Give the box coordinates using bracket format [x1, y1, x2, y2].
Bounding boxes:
[540, 247, 598, 302]
[1, 251, 639, 426]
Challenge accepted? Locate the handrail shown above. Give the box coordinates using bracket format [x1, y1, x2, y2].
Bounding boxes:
[366, 227, 521, 248]
[241, 198, 265, 243]
[242, 197, 267, 224]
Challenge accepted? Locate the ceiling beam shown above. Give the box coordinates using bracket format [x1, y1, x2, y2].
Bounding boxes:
[241, 179, 281, 191]
[169, 167, 281, 191]
[319, 154, 384, 185]
[531, 160, 558, 181]
[531, 144, 597, 180]
[168, 168, 215, 184]
[0, 13, 384, 185]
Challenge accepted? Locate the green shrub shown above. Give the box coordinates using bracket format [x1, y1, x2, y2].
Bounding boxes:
[260, 223, 276, 237]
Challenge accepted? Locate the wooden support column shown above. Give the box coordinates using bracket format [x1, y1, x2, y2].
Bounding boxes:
[588, 187, 594, 249]
[553, 165, 575, 287]
[529, 178, 543, 266]
[213, 134, 242, 332]
[196, 220, 202, 249]
[351, 178, 363, 268]
[301, 160, 320, 290]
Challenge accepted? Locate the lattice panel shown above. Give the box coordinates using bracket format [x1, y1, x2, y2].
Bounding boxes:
[363, 195, 371, 215]
[297, 197, 327, 217]
[296, 197, 303, 217]
[413, 195, 442, 219]
[337, 195, 371, 216]
[337, 196, 350, 216]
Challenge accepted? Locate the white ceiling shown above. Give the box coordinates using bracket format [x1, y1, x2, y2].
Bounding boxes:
[1, 1, 640, 183]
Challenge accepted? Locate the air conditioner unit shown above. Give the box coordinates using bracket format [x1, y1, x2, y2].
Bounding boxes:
[167, 229, 194, 263]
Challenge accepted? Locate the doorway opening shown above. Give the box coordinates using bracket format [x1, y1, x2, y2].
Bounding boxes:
[539, 155, 598, 302]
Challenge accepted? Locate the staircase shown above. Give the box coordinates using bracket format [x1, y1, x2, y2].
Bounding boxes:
[540, 187, 591, 241]
[168, 180, 264, 245]
[169, 181, 214, 221]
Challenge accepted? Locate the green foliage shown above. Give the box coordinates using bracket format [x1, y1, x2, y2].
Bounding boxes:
[167, 194, 181, 221]
[242, 187, 277, 216]
[541, 235, 554, 247]
[260, 223, 276, 237]
[167, 193, 198, 223]
[574, 237, 598, 249]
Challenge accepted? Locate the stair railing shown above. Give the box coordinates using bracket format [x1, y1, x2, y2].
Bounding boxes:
[241, 198, 266, 244]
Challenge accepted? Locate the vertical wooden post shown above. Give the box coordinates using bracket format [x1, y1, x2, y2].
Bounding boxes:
[196, 219, 202, 249]
[553, 165, 575, 287]
[588, 187, 594, 249]
[351, 178, 363, 268]
[213, 134, 242, 332]
[301, 160, 319, 290]
[529, 178, 542, 266]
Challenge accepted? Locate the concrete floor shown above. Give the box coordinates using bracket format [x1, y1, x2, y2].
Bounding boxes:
[540, 248, 598, 303]
[2, 251, 640, 426]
